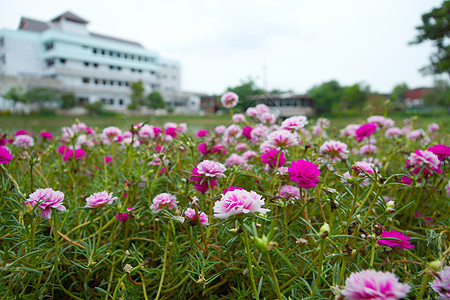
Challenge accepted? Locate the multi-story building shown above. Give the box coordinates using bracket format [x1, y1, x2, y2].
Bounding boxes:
[0, 11, 181, 110]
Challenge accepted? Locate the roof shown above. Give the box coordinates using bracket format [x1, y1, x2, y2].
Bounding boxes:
[90, 32, 143, 47]
[250, 93, 313, 100]
[51, 11, 89, 24]
[19, 17, 50, 32]
[405, 88, 433, 99]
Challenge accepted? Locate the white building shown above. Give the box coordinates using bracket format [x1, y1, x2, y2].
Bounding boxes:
[0, 11, 183, 111]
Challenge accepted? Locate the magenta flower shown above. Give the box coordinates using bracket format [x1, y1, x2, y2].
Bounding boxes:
[196, 130, 210, 138]
[189, 167, 218, 193]
[198, 143, 210, 155]
[319, 140, 349, 162]
[378, 230, 414, 249]
[40, 131, 53, 140]
[151, 193, 178, 213]
[223, 186, 243, 194]
[242, 126, 253, 140]
[431, 266, 450, 299]
[197, 160, 226, 179]
[13, 134, 34, 147]
[184, 208, 209, 226]
[103, 156, 112, 164]
[342, 269, 411, 300]
[15, 129, 33, 136]
[24, 188, 66, 219]
[221, 92, 239, 108]
[428, 144, 450, 161]
[355, 123, 378, 142]
[85, 191, 117, 208]
[0, 147, 13, 164]
[63, 148, 86, 162]
[115, 207, 134, 222]
[288, 159, 321, 189]
[213, 189, 269, 219]
[260, 149, 286, 168]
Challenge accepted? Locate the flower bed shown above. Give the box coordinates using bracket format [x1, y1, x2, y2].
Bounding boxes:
[0, 98, 449, 299]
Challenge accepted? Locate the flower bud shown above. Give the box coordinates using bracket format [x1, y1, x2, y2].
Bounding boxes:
[427, 260, 442, 271]
[254, 235, 269, 252]
[319, 223, 330, 235]
[346, 176, 356, 184]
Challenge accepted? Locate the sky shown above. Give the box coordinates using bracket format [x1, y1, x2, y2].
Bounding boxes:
[0, 0, 445, 94]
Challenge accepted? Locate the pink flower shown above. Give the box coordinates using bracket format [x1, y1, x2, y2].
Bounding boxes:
[446, 181, 450, 197]
[190, 167, 217, 194]
[340, 124, 361, 137]
[197, 160, 226, 179]
[225, 153, 246, 167]
[278, 185, 301, 200]
[288, 159, 321, 189]
[115, 207, 134, 222]
[243, 150, 257, 160]
[343, 161, 376, 186]
[378, 230, 414, 249]
[40, 131, 53, 140]
[151, 193, 178, 213]
[198, 143, 210, 155]
[184, 208, 209, 226]
[102, 126, 122, 139]
[407, 129, 425, 140]
[281, 116, 309, 131]
[431, 266, 450, 299]
[0, 147, 13, 164]
[235, 143, 248, 151]
[367, 115, 394, 127]
[24, 188, 66, 219]
[213, 189, 269, 219]
[385, 127, 403, 138]
[13, 134, 34, 147]
[221, 92, 239, 108]
[319, 140, 349, 162]
[165, 127, 178, 138]
[428, 123, 439, 133]
[342, 269, 411, 300]
[260, 149, 286, 168]
[428, 144, 450, 161]
[138, 124, 157, 140]
[255, 104, 270, 115]
[355, 123, 378, 142]
[196, 130, 210, 138]
[246, 107, 259, 117]
[267, 130, 298, 149]
[232, 113, 246, 123]
[259, 113, 276, 125]
[103, 156, 112, 164]
[360, 144, 377, 156]
[215, 125, 227, 134]
[406, 150, 442, 176]
[85, 191, 117, 208]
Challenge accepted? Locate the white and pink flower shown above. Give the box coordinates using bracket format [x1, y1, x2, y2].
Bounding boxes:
[319, 140, 349, 162]
[267, 130, 299, 149]
[13, 134, 34, 147]
[151, 193, 178, 213]
[197, 160, 227, 179]
[281, 116, 309, 131]
[24, 188, 66, 219]
[184, 208, 209, 226]
[213, 189, 269, 219]
[85, 191, 117, 208]
[221, 92, 239, 108]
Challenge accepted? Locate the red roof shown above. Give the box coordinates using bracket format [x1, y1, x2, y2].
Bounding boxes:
[405, 88, 433, 99]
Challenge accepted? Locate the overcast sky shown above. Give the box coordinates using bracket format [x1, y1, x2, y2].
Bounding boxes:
[0, 0, 445, 94]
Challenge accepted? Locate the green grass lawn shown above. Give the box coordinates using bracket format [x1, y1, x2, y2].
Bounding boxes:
[0, 112, 448, 135]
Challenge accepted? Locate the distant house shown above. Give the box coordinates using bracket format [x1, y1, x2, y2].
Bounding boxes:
[250, 93, 315, 118]
[404, 88, 433, 109]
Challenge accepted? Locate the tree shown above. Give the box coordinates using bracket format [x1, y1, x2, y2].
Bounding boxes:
[423, 79, 450, 108]
[128, 80, 146, 110]
[61, 93, 77, 109]
[306, 80, 343, 114]
[25, 87, 61, 109]
[390, 83, 409, 102]
[341, 83, 370, 112]
[226, 78, 265, 111]
[3, 86, 27, 111]
[147, 91, 166, 109]
[411, 1, 450, 76]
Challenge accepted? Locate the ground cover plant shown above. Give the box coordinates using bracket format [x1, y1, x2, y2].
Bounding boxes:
[0, 93, 449, 299]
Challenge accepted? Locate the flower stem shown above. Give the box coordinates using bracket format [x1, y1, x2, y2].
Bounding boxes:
[265, 252, 282, 299]
[239, 220, 259, 300]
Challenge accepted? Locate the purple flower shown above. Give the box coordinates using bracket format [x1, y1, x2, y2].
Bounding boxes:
[288, 159, 321, 189]
[24, 188, 66, 219]
[378, 230, 414, 249]
[355, 123, 378, 142]
[342, 269, 411, 299]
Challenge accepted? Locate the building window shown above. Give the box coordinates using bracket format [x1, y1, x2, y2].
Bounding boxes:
[101, 98, 106, 104]
[102, 80, 107, 85]
[125, 82, 130, 87]
[118, 81, 122, 86]
[109, 98, 114, 105]
[110, 80, 114, 85]
[131, 68, 135, 72]
[109, 65, 114, 70]
[0, 37, 4, 47]
[119, 99, 124, 105]
[101, 50, 106, 55]
[82, 77, 90, 84]
[93, 63, 99, 68]
[84, 62, 90, 67]
[94, 79, 99, 84]
[138, 69, 142, 73]
[60, 58, 66, 64]
[118, 66, 122, 71]
[124, 54, 128, 59]
[78, 97, 89, 104]
[45, 42, 54, 51]
[109, 51, 113, 56]
[93, 48, 97, 54]
[46, 59, 55, 67]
